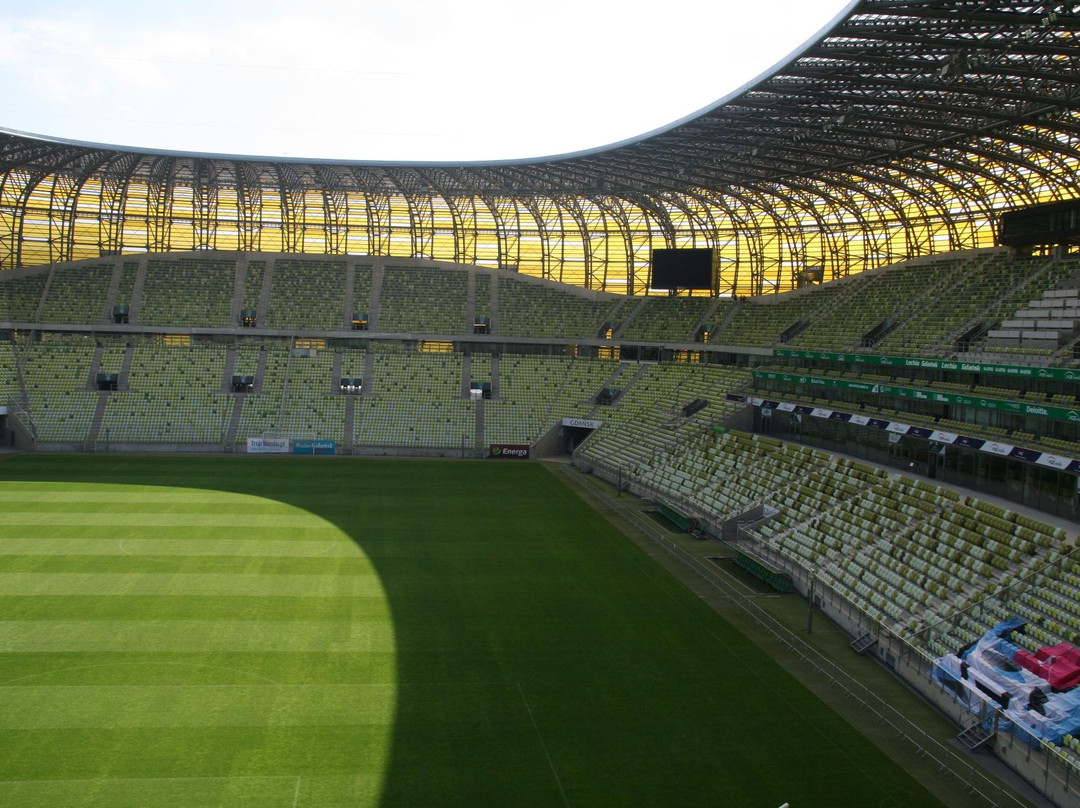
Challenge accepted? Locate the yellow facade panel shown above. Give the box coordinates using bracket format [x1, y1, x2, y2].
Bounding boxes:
[1, 139, 1078, 298]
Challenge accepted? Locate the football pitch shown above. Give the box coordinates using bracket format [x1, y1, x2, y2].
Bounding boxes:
[0, 453, 946, 807]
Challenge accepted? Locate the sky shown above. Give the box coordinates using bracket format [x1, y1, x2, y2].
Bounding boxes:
[0, 0, 855, 163]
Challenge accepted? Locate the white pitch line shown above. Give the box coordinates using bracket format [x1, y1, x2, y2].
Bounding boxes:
[292, 775, 302, 808]
[516, 681, 570, 808]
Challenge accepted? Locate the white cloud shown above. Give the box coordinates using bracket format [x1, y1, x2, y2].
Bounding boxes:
[0, 0, 852, 160]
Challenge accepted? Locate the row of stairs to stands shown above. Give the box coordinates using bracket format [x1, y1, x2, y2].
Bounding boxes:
[850, 632, 877, 655]
[957, 721, 997, 751]
[948, 258, 1057, 353]
[984, 271, 1080, 353]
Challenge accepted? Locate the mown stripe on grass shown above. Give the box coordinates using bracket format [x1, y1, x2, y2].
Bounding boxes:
[0, 526, 352, 543]
[0, 651, 399, 687]
[0, 485, 273, 502]
[0, 595, 388, 623]
[0, 489, 296, 504]
[0, 775, 304, 808]
[0, 620, 394, 653]
[0, 573, 385, 597]
[0, 683, 397, 728]
[0, 770, 391, 808]
[0, 512, 330, 528]
[0, 724, 394, 778]
[0, 538, 358, 558]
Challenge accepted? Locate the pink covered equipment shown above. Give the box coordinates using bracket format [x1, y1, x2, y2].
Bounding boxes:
[1015, 643, 1080, 691]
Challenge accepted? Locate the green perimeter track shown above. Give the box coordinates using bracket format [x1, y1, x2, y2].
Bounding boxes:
[0, 454, 948, 808]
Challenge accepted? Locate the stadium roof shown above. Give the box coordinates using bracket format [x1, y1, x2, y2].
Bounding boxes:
[1, 0, 1079, 294]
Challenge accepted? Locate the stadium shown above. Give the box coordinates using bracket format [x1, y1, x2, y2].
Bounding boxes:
[1, 0, 1080, 805]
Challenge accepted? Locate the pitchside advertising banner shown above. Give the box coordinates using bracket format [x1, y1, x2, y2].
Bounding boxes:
[246, 437, 289, 454]
[292, 440, 336, 455]
[489, 444, 530, 459]
[246, 438, 336, 454]
[727, 392, 1080, 474]
[773, 347, 1080, 382]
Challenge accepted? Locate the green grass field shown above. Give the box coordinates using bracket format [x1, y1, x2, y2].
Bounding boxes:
[0, 454, 946, 807]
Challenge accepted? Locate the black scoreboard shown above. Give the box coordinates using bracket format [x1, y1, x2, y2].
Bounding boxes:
[650, 248, 714, 291]
[999, 199, 1080, 252]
